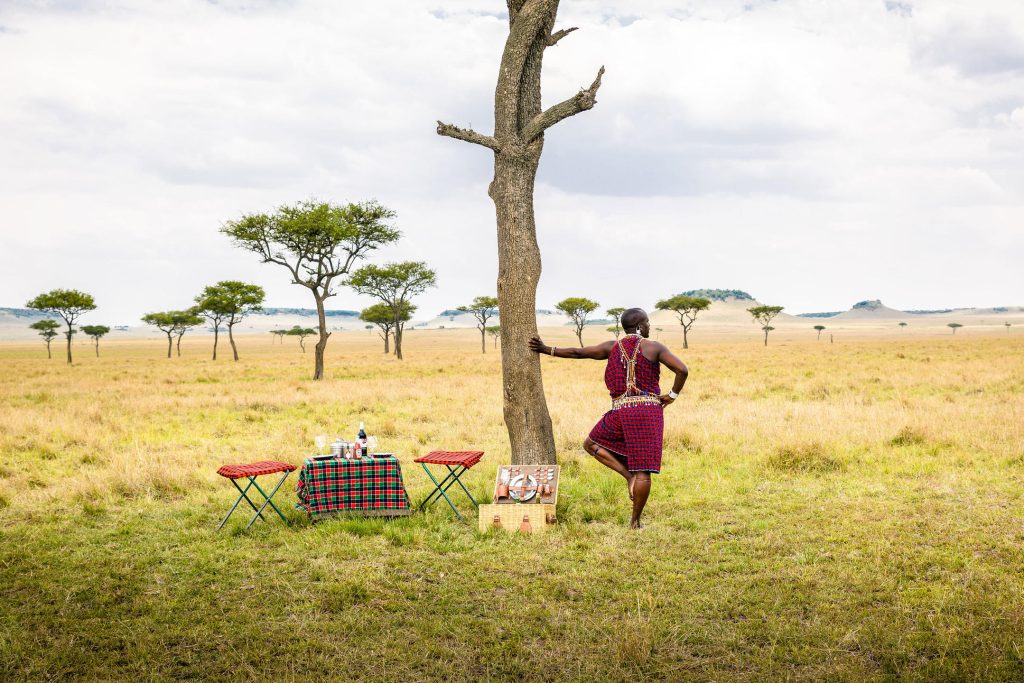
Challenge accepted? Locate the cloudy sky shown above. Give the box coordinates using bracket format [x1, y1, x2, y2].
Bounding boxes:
[1, 0, 1023, 324]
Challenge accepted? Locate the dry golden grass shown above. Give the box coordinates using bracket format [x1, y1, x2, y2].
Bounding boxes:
[1, 328, 1023, 680]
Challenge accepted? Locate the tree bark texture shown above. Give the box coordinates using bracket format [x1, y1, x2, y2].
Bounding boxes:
[480, 326, 487, 354]
[438, 0, 604, 466]
[165, 332, 173, 358]
[46, 341, 52, 359]
[64, 326, 73, 365]
[212, 325, 219, 361]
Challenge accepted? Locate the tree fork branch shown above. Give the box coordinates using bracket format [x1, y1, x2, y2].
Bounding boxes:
[436, 121, 501, 152]
[547, 26, 577, 46]
[520, 65, 605, 142]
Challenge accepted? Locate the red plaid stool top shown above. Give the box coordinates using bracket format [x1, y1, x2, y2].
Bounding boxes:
[415, 450, 484, 520]
[216, 460, 297, 530]
[217, 460, 297, 479]
[414, 451, 484, 468]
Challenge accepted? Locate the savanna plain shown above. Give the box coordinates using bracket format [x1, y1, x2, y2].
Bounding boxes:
[1, 328, 1022, 681]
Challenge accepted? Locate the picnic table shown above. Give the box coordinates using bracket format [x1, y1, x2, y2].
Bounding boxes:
[295, 455, 412, 519]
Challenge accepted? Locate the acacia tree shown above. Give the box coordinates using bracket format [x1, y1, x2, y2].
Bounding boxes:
[29, 319, 60, 359]
[898, 322, 908, 330]
[142, 312, 179, 358]
[360, 302, 413, 354]
[286, 325, 316, 353]
[26, 289, 96, 364]
[487, 325, 501, 349]
[814, 324, 826, 340]
[196, 281, 264, 361]
[270, 329, 288, 344]
[81, 325, 110, 357]
[193, 292, 228, 360]
[458, 296, 499, 353]
[1006, 322, 1012, 333]
[349, 262, 435, 360]
[438, 1, 605, 465]
[222, 200, 400, 380]
[173, 310, 205, 357]
[655, 295, 711, 349]
[555, 297, 599, 346]
[748, 305, 784, 346]
[948, 322, 962, 334]
[606, 307, 625, 338]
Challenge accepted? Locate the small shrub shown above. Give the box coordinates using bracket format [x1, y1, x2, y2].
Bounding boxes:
[766, 443, 844, 473]
[889, 427, 927, 447]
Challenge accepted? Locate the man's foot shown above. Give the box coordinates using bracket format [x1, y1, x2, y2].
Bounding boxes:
[629, 520, 645, 530]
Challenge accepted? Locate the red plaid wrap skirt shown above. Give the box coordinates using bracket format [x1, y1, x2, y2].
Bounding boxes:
[589, 403, 664, 473]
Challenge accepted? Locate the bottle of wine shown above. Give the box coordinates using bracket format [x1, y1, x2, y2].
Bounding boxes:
[357, 422, 367, 457]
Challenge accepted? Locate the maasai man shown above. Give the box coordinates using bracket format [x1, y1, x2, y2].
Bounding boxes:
[528, 308, 688, 528]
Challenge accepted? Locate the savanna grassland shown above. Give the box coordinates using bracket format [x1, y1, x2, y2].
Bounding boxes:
[1, 329, 1023, 681]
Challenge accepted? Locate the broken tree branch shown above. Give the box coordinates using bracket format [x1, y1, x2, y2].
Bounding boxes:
[436, 121, 501, 152]
[547, 26, 578, 46]
[520, 65, 605, 142]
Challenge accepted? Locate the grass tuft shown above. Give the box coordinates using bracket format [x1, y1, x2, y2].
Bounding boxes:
[890, 426, 928, 447]
[766, 442, 845, 473]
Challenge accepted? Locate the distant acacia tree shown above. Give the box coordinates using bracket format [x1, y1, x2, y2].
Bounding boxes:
[748, 305, 784, 346]
[286, 325, 316, 353]
[349, 261, 436, 360]
[26, 289, 96, 364]
[813, 324, 826, 340]
[948, 322, 962, 334]
[270, 329, 288, 344]
[173, 310, 205, 357]
[487, 325, 500, 349]
[898, 322, 908, 330]
[29, 319, 60, 359]
[606, 307, 625, 338]
[81, 325, 110, 357]
[457, 296, 499, 354]
[1006, 322, 1012, 333]
[222, 199, 401, 379]
[555, 297, 599, 346]
[196, 281, 264, 361]
[655, 295, 711, 349]
[142, 312, 179, 358]
[360, 302, 413, 354]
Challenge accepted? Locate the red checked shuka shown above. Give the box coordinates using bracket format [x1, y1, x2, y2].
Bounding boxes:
[587, 334, 665, 472]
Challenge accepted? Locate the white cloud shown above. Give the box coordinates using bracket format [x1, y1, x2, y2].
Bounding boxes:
[1, 0, 1022, 324]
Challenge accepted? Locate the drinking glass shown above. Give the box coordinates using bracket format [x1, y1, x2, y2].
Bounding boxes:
[366, 436, 379, 454]
[314, 435, 328, 455]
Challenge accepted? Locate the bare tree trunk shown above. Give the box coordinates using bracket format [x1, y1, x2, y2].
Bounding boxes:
[94, 339, 99, 357]
[212, 324, 219, 360]
[380, 329, 390, 354]
[228, 322, 239, 361]
[682, 326, 689, 350]
[438, 0, 605, 466]
[46, 341, 52, 359]
[480, 325, 487, 354]
[166, 332, 173, 358]
[313, 293, 329, 380]
[176, 333, 184, 356]
[299, 337, 306, 353]
[492, 152, 556, 465]
[394, 319, 404, 360]
[764, 329, 769, 346]
[65, 325, 73, 365]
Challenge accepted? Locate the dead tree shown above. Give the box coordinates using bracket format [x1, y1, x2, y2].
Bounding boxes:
[438, 0, 604, 465]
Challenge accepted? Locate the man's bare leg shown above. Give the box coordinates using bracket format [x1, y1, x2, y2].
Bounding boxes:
[583, 437, 634, 499]
[630, 472, 651, 528]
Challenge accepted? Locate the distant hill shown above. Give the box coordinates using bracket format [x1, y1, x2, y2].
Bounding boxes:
[0, 307, 49, 319]
[680, 289, 753, 301]
[254, 308, 359, 317]
[832, 299, 907, 320]
[797, 311, 842, 318]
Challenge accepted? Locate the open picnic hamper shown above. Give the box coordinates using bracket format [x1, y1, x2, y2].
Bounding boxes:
[478, 464, 560, 534]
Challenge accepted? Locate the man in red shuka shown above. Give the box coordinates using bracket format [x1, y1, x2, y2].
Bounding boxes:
[529, 308, 688, 528]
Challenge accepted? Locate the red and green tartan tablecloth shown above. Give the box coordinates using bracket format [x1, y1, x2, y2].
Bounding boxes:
[295, 456, 411, 517]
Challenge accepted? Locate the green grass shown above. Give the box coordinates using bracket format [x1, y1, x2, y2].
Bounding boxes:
[1, 333, 1023, 680]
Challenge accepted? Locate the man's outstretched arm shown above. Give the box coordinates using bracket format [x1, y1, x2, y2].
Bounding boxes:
[528, 335, 614, 360]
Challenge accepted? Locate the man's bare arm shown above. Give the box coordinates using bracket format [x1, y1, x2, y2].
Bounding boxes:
[655, 343, 689, 402]
[528, 336, 614, 360]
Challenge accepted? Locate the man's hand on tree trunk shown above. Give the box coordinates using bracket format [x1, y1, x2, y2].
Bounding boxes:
[527, 336, 547, 355]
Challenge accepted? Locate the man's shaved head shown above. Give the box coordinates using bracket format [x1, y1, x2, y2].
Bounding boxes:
[621, 308, 647, 331]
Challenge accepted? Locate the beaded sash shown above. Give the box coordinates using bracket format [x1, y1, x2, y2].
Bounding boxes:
[611, 334, 660, 410]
